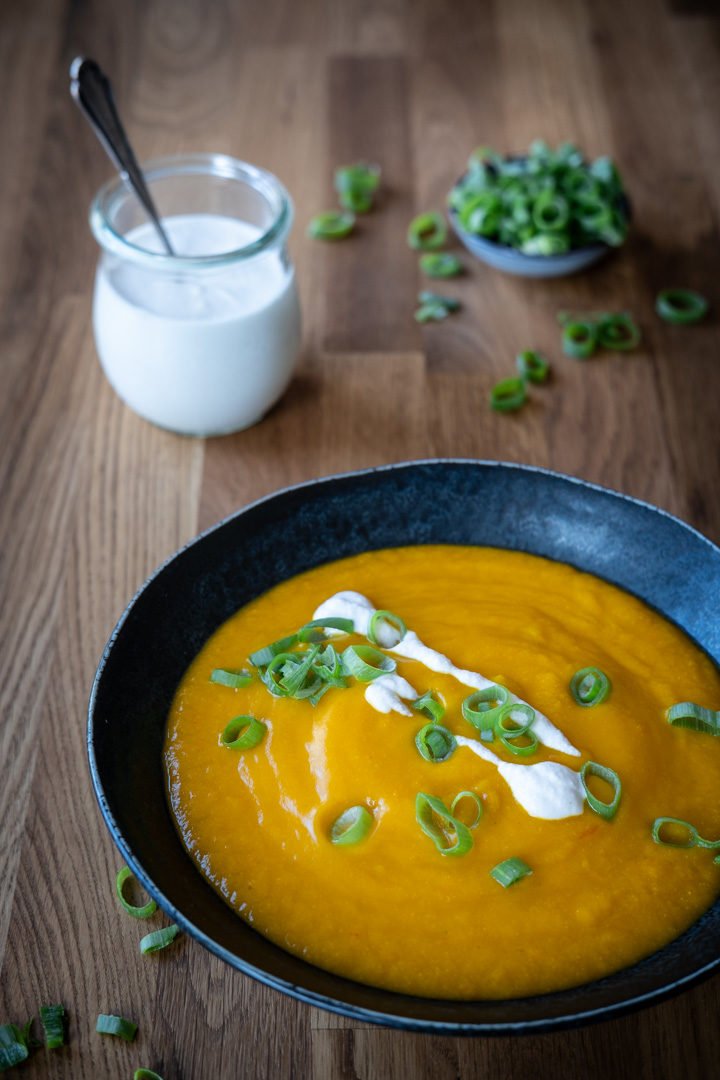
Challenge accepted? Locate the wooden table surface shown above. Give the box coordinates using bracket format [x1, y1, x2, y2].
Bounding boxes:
[2, 0, 720, 1076]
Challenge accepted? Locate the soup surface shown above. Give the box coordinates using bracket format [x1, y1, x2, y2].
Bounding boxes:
[165, 546, 720, 999]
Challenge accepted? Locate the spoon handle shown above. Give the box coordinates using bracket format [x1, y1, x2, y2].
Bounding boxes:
[70, 57, 175, 256]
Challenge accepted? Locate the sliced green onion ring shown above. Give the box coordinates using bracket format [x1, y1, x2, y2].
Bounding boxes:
[0, 1023, 31, 1069]
[341, 645, 396, 682]
[562, 320, 597, 359]
[140, 924, 181, 955]
[581, 761, 622, 820]
[490, 856, 533, 887]
[656, 289, 708, 325]
[652, 816, 699, 848]
[210, 668, 253, 689]
[330, 805, 373, 845]
[490, 376, 527, 412]
[450, 790, 483, 829]
[221, 715, 267, 751]
[299, 617, 355, 637]
[407, 211, 448, 250]
[666, 701, 720, 736]
[497, 703, 538, 757]
[368, 609, 407, 647]
[419, 252, 463, 278]
[418, 291, 461, 312]
[570, 666, 611, 707]
[415, 301, 451, 323]
[307, 210, 356, 240]
[415, 723, 457, 763]
[335, 163, 380, 214]
[516, 350, 550, 383]
[96, 1014, 138, 1041]
[116, 865, 158, 919]
[412, 691, 445, 723]
[597, 313, 641, 351]
[312, 644, 347, 686]
[249, 633, 298, 668]
[462, 685, 509, 730]
[135, 1071, 165, 1080]
[415, 792, 473, 857]
[39, 1005, 65, 1050]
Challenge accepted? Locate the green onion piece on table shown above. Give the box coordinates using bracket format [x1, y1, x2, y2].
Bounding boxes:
[135, 1071, 165, 1080]
[412, 691, 445, 723]
[334, 163, 380, 214]
[221, 715, 267, 751]
[116, 865, 158, 919]
[569, 666, 612, 707]
[330, 805, 373, 846]
[0, 1023, 31, 1070]
[490, 377, 527, 412]
[415, 722, 457, 763]
[307, 210, 356, 240]
[96, 1014, 137, 1041]
[249, 633, 299, 668]
[341, 645, 396, 682]
[210, 668, 253, 689]
[516, 350, 549, 383]
[450, 790, 483, 829]
[367, 609, 406, 647]
[462, 685, 509, 731]
[407, 211, 448, 250]
[415, 792, 473, 856]
[666, 702, 720, 736]
[490, 857, 533, 887]
[597, 313, 641, 351]
[656, 289, 708, 325]
[140, 924, 181, 956]
[420, 253, 463, 278]
[415, 301, 452, 323]
[562, 320, 597, 359]
[581, 761, 622, 820]
[418, 291, 461, 312]
[39, 1005, 65, 1050]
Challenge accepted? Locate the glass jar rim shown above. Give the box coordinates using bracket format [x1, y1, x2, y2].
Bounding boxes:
[89, 152, 293, 270]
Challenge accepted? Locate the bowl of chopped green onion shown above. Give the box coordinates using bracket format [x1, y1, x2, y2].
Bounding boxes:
[448, 141, 630, 278]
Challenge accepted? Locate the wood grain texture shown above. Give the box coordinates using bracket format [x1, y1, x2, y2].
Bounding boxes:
[1, 0, 719, 1077]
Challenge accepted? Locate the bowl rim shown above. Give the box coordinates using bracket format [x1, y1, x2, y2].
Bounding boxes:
[87, 458, 720, 1034]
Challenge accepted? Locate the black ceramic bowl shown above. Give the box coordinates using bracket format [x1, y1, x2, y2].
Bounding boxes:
[88, 461, 720, 1034]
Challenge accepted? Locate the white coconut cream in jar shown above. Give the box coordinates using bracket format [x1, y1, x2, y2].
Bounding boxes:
[90, 155, 301, 436]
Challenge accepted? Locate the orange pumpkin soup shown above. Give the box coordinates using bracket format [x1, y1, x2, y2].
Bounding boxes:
[165, 546, 720, 999]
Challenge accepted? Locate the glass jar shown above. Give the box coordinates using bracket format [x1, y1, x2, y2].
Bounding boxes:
[90, 154, 301, 436]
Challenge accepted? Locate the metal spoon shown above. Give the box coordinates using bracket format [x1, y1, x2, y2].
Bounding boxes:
[70, 57, 175, 256]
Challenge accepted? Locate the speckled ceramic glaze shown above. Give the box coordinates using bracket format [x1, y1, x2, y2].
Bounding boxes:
[88, 461, 720, 1034]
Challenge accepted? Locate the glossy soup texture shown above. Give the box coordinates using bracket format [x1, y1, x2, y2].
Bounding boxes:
[165, 546, 720, 999]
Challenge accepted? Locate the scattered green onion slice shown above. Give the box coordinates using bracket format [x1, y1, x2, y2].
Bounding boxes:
[96, 1014, 137, 1041]
[341, 644, 396, 682]
[570, 666, 612, 707]
[418, 291, 461, 312]
[221, 715, 267, 750]
[450, 790, 483, 829]
[415, 792, 473, 856]
[0, 1023, 31, 1069]
[313, 644, 347, 686]
[415, 301, 451, 323]
[500, 731, 538, 757]
[307, 210, 356, 240]
[581, 761, 622, 820]
[210, 668, 252, 689]
[497, 703, 538, 757]
[597, 313, 641, 351]
[300, 616, 354, 636]
[330, 805, 373, 846]
[412, 691, 445, 723]
[407, 211, 448, 250]
[656, 289, 708, 325]
[462, 685, 510, 731]
[490, 857, 533, 888]
[135, 1071, 165, 1080]
[116, 865, 158, 919]
[39, 1005, 65, 1050]
[516, 350, 549, 383]
[140, 924, 181, 955]
[415, 722, 457, 763]
[652, 816, 720, 852]
[249, 633, 298, 668]
[334, 163, 380, 214]
[666, 702, 720, 736]
[263, 646, 321, 698]
[490, 376, 527, 412]
[419, 253, 463, 278]
[562, 320, 597, 359]
[368, 609, 407, 647]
